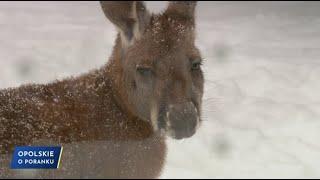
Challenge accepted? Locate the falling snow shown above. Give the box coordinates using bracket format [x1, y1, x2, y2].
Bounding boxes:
[0, 1, 320, 179]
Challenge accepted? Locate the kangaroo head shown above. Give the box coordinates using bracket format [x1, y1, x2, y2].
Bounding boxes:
[101, 1, 203, 140]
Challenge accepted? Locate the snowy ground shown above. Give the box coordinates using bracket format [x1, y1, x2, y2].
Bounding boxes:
[1, 1, 320, 178]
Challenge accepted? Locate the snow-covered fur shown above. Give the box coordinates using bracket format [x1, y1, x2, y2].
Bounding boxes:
[0, 1, 203, 178]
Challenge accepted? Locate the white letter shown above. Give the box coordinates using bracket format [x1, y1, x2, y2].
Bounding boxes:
[18, 151, 23, 157]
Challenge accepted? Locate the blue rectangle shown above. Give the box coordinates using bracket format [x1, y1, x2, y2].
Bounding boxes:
[11, 146, 63, 169]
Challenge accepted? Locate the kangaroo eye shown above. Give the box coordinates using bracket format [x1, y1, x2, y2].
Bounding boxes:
[191, 61, 202, 71]
[136, 66, 152, 76]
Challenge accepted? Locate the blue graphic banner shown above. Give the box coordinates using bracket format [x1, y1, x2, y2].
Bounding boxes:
[11, 146, 63, 169]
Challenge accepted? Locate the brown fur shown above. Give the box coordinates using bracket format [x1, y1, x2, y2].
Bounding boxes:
[0, 1, 202, 178]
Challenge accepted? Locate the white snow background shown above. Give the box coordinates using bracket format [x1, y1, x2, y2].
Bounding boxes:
[0, 1, 320, 178]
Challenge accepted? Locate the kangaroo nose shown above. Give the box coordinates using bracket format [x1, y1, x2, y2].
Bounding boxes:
[167, 102, 198, 139]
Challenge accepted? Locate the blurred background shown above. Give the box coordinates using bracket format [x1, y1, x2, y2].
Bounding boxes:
[0, 1, 320, 178]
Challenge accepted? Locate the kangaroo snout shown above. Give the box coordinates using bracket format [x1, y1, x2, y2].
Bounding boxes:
[166, 102, 199, 140]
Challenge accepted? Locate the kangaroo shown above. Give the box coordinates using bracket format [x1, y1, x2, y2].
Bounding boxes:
[0, 1, 203, 178]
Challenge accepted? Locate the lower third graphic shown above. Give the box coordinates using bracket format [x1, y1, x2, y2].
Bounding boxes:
[11, 146, 63, 169]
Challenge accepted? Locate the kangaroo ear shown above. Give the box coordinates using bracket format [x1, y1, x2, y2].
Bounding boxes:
[100, 1, 150, 48]
[165, 1, 196, 23]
